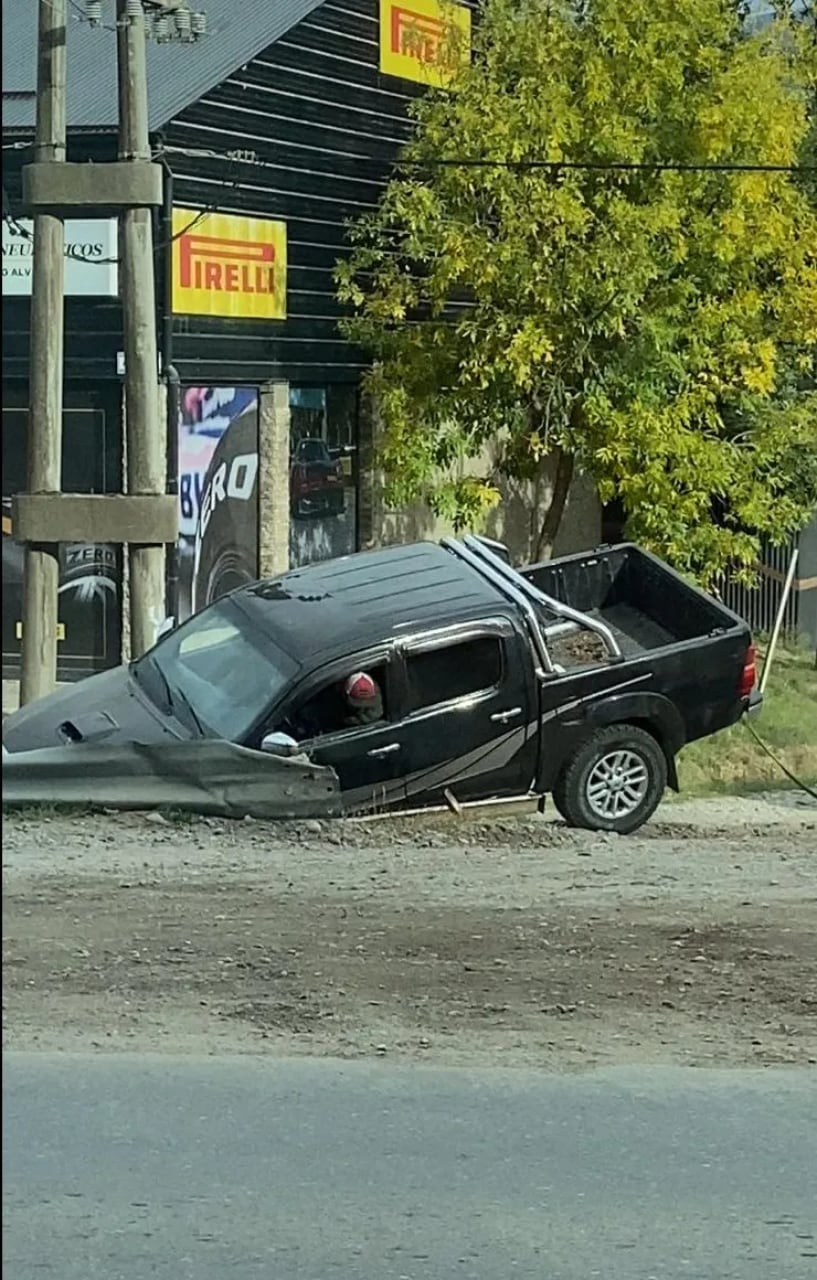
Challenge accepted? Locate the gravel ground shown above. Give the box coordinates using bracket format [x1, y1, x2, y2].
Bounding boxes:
[3, 792, 816, 1070]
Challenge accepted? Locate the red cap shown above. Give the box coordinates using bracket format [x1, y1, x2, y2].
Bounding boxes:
[345, 672, 377, 703]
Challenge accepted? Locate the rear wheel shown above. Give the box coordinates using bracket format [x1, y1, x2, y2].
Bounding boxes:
[552, 724, 667, 834]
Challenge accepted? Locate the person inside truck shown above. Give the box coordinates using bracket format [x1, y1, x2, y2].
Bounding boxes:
[283, 669, 385, 740]
[340, 671, 384, 728]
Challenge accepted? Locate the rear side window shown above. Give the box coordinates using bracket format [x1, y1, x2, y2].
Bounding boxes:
[405, 636, 503, 714]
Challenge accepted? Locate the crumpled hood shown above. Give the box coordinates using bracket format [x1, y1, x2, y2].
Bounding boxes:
[2, 665, 185, 754]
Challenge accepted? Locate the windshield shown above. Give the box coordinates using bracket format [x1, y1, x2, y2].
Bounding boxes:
[137, 599, 298, 740]
[296, 439, 329, 463]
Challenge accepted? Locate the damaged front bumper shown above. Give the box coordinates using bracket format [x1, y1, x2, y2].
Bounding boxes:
[1, 738, 342, 820]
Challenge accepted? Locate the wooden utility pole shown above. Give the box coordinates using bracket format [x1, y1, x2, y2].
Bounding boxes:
[15, 1, 178, 702]
[19, 0, 67, 706]
[117, 0, 166, 657]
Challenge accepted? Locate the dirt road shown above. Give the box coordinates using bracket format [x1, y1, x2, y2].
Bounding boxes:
[3, 794, 816, 1069]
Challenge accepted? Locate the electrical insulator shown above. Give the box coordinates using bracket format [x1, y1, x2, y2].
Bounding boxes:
[85, 0, 102, 24]
[174, 6, 192, 38]
[125, 0, 143, 17]
[190, 10, 207, 37]
[153, 12, 171, 39]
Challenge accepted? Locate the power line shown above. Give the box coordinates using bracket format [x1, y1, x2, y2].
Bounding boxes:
[744, 720, 817, 801]
[7, 135, 815, 176]
[13, 133, 807, 177]
[3, 207, 211, 265]
[4, 144, 813, 271]
[2, 185, 238, 267]
[2, 205, 203, 266]
[400, 158, 817, 175]
[155, 143, 817, 177]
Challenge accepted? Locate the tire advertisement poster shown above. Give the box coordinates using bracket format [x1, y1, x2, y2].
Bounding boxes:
[2, 406, 121, 681]
[2, 498, 121, 680]
[175, 385, 357, 626]
[176, 386, 260, 623]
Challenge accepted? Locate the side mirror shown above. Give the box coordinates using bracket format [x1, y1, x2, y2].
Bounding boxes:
[260, 731, 301, 758]
[155, 615, 176, 641]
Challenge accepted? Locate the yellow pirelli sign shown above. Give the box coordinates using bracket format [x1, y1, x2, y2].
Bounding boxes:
[171, 208, 287, 320]
[379, 0, 471, 86]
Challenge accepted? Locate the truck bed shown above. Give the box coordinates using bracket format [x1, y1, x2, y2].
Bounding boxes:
[587, 603, 677, 654]
[546, 609, 676, 668]
[522, 544, 739, 669]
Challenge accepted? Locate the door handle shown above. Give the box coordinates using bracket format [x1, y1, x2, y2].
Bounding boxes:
[490, 707, 523, 724]
[367, 742, 401, 758]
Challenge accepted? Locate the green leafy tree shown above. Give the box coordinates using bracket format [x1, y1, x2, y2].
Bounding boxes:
[336, 0, 817, 580]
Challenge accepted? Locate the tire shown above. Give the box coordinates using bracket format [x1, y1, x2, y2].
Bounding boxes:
[59, 542, 120, 604]
[199, 548, 255, 607]
[552, 724, 667, 835]
[192, 407, 259, 614]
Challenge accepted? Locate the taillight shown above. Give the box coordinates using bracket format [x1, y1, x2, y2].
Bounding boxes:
[738, 643, 757, 698]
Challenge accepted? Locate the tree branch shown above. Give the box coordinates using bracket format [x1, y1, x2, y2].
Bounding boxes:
[534, 446, 575, 561]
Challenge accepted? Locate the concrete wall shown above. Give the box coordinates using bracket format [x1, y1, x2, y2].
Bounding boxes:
[368, 473, 600, 566]
[357, 411, 601, 566]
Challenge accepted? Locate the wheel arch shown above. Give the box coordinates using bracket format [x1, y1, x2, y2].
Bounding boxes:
[581, 691, 685, 792]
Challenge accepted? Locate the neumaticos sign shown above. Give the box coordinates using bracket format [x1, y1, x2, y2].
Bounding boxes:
[171, 209, 287, 320]
[2, 218, 118, 297]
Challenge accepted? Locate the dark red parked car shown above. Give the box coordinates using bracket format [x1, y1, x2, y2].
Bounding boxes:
[289, 438, 345, 519]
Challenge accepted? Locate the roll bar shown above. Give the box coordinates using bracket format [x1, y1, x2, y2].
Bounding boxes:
[440, 537, 554, 675]
[450, 534, 624, 666]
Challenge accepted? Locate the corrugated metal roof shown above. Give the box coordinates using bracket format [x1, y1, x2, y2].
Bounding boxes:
[3, 0, 805, 134]
[2, 0, 328, 132]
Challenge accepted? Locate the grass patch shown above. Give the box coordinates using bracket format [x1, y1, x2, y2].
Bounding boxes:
[678, 641, 817, 796]
[2, 802, 97, 819]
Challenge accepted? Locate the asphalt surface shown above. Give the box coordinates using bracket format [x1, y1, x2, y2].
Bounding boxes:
[3, 1054, 817, 1279]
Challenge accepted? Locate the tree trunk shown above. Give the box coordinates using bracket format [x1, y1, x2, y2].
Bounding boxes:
[533, 447, 574, 562]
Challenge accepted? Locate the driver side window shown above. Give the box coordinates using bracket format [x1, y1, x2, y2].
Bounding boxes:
[282, 662, 388, 742]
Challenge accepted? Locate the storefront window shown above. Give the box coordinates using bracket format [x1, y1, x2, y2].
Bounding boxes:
[289, 384, 359, 570]
[175, 382, 361, 619]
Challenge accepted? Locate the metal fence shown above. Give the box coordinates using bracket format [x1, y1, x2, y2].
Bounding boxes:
[716, 539, 801, 639]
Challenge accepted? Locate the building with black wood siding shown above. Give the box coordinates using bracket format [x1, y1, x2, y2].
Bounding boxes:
[2, 0, 427, 682]
[2, 0, 599, 692]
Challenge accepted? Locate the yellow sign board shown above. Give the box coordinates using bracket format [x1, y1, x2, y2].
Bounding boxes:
[379, 0, 471, 86]
[171, 208, 287, 320]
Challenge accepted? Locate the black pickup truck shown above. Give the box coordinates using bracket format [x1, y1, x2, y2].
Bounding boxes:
[2, 536, 760, 832]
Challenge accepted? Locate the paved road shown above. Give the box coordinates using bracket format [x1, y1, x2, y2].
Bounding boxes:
[3, 1054, 816, 1280]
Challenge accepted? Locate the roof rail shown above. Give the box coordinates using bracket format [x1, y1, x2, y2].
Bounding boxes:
[442, 537, 554, 675]
[463, 534, 624, 663]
